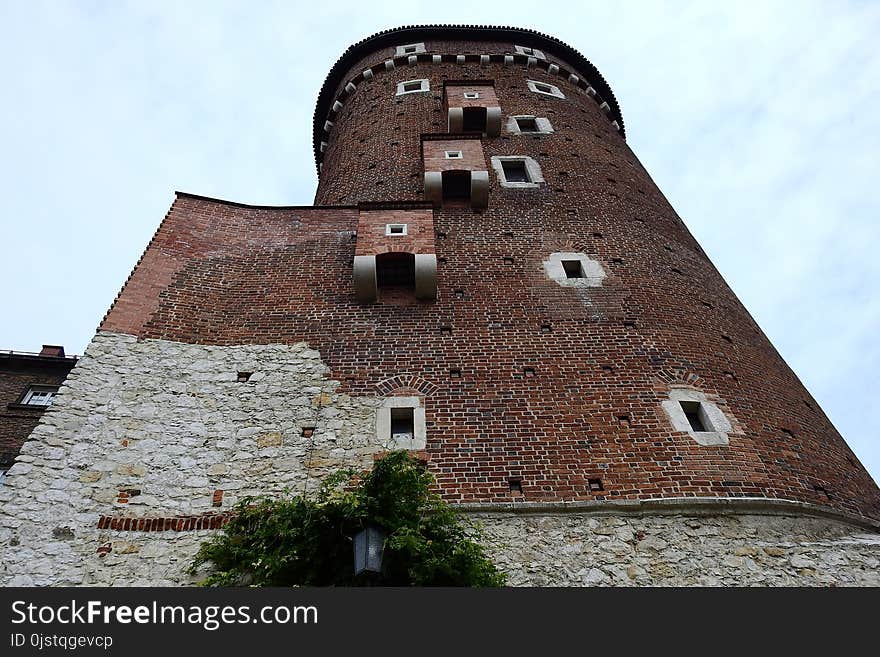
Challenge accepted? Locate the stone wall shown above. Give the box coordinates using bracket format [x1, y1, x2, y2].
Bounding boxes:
[474, 509, 880, 586]
[0, 332, 384, 586]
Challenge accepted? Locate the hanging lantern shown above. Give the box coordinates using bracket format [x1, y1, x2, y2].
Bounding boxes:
[353, 525, 386, 576]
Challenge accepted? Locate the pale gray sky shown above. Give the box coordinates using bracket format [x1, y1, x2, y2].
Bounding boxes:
[1, 1, 878, 483]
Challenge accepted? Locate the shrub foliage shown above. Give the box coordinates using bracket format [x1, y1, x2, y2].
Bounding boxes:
[190, 451, 506, 586]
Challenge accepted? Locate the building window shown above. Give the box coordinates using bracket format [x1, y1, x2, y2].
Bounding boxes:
[543, 252, 606, 287]
[386, 223, 408, 236]
[395, 42, 426, 56]
[377, 396, 426, 450]
[561, 260, 583, 279]
[442, 170, 471, 202]
[491, 156, 545, 188]
[661, 389, 735, 446]
[508, 115, 554, 135]
[376, 252, 415, 291]
[527, 79, 565, 99]
[515, 45, 545, 59]
[444, 150, 463, 159]
[21, 385, 58, 407]
[390, 407, 415, 442]
[463, 91, 480, 99]
[396, 79, 430, 96]
[462, 106, 487, 132]
[678, 401, 709, 431]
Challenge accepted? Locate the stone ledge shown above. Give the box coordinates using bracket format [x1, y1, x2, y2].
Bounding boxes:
[453, 497, 880, 532]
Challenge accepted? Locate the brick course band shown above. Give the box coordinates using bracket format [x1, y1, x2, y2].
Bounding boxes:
[97, 512, 234, 532]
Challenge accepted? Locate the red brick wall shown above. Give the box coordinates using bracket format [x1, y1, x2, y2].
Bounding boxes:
[422, 137, 486, 174]
[445, 83, 500, 110]
[97, 39, 880, 521]
[0, 357, 75, 464]
[355, 208, 435, 256]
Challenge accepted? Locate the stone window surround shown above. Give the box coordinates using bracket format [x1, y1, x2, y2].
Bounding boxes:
[507, 115, 554, 135]
[376, 396, 427, 450]
[527, 79, 565, 99]
[396, 78, 430, 96]
[661, 387, 733, 446]
[543, 252, 606, 287]
[395, 42, 426, 56]
[515, 45, 545, 59]
[490, 155, 544, 188]
[385, 223, 408, 236]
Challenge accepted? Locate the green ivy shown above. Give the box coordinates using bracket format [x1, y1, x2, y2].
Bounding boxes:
[190, 451, 506, 586]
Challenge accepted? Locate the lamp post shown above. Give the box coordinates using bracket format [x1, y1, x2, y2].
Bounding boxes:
[353, 524, 386, 578]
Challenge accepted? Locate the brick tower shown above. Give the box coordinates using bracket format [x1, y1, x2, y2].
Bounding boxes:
[2, 26, 878, 586]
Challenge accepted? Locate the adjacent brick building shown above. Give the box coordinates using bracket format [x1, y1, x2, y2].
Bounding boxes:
[1, 25, 878, 586]
[0, 346, 77, 478]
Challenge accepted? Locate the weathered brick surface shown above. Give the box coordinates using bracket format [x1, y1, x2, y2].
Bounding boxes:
[93, 40, 879, 521]
[445, 81, 499, 111]
[0, 356, 75, 463]
[422, 135, 486, 173]
[355, 208, 435, 256]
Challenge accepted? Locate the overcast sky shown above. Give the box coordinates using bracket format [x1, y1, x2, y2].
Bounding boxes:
[1, 0, 878, 484]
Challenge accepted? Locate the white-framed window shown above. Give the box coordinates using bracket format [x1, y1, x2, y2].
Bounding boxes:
[396, 42, 426, 56]
[490, 155, 545, 188]
[515, 45, 545, 59]
[386, 223, 408, 236]
[376, 396, 426, 450]
[527, 79, 565, 99]
[463, 91, 480, 99]
[507, 115, 554, 135]
[661, 388, 735, 446]
[543, 252, 606, 287]
[396, 78, 430, 96]
[444, 150, 463, 159]
[21, 385, 58, 407]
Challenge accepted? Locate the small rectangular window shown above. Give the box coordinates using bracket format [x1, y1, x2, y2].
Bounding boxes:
[403, 45, 417, 54]
[390, 407, 415, 441]
[444, 150, 463, 159]
[403, 81, 422, 92]
[501, 160, 529, 183]
[516, 117, 538, 132]
[386, 224, 408, 236]
[561, 260, 583, 278]
[680, 401, 707, 432]
[463, 91, 480, 99]
[22, 386, 58, 407]
[534, 83, 553, 94]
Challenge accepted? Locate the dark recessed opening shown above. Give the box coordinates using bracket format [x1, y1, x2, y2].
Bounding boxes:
[721, 334, 733, 343]
[618, 415, 631, 428]
[503, 256, 514, 265]
[376, 252, 415, 292]
[561, 260, 583, 278]
[534, 83, 553, 93]
[508, 478, 523, 494]
[237, 372, 252, 382]
[516, 117, 538, 132]
[390, 407, 415, 441]
[454, 289, 465, 299]
[449, 369, 462, 378]
[540, 323, 552, 333]
[814, 484, 831, 500]
[612, 257, 623, 264]
[436, 231, 447, 239]
[680, 401, 707, 432]
[440, 325, 452, 336]
[388, 224, 405, 234]
[602, 365, 614, 374]
[442, 170, 471, 201]
[523, 367, 535, 377]
[301, 427, 315, 438]
[588, 478, 604, 492]
[592, 232, 603, 238]
[403, 46, 417, 54]
[462, 106, 487, 132]
[402, 80, 422, 92]
[501, 160, 529, 183]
